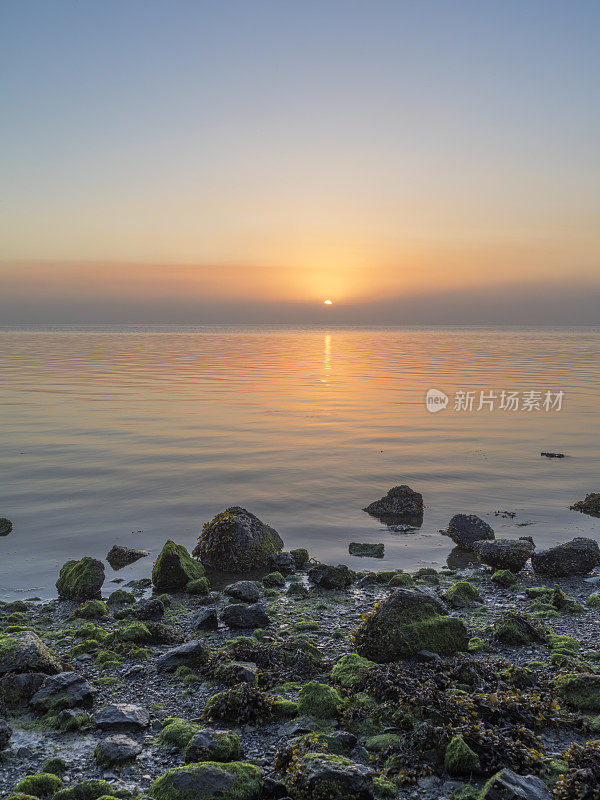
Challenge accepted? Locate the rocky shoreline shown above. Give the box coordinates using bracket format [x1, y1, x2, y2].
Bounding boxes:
[2, 501, 600, 800]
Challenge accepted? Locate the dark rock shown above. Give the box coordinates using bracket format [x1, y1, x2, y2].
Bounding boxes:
[541, 452, 564, 459]
[474, 539, 534, 572]
[308, 564, 355, 590]
[193, 506, 284, 572]
[150, 761, 262, 800]
[56, 556, 105, 601]
[221, 602, 270, 629]
[363, 485, 423, 525]
[268, 552, 296, 575]
[446, 514, 495, 549]
[192, 607, 219, 630]
[481, 768, 551, 799]
[136, 597, 165, 620]
[224, 581, 261, 603]
[156, 640, 211, 673]
[95, 734, 143, 765]
[290, 548, 310, 568]
[152, 540, 205, 592]
[416, 650, 442, 664]
[184, 728, 241, 763]
[144, 620, 181, 645]
[95, 702, 150, 731]
[106, 544, 149, 570]
[31, 671, 95, 711]
[0, 518, 12, 537]
[0, 671, 46, 706]
[126, 577, 152, 590]
[353, 588, 468, 663]
[262, 777, 288, 799]
[0, 717, 11, 749]
[0, 631, 62, 675]
[531, 537, 600, 577]
[290, 753, 374, 800]
[349, 543, 384, 558]
[570, 493, 600, 517]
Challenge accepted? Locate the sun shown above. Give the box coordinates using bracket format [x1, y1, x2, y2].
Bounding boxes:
[323, 299, 333, 305]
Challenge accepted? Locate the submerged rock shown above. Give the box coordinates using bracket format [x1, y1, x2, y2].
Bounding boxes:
[349, 543, 384, 558]
[363, 485, 423, 525]
[446, 514, 495, 549]
[106, 544, 149, 570]
[474, 538, 534, 572]
[308, 563, 355, 589]
[150, 761, 263, 800]
[56, 556, 105, 601]
[221, 602, 270, 629]
[570, 492, 600, 517]
[353, 588, 468, 662]
[152, 540, 204, 592]
[531, 537, 600, 577]
[0, 518, 12, 537]
[193, 507, 284, 572]
[0, 631, 62, 675]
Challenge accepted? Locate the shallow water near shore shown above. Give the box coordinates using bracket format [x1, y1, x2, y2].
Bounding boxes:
[1, 324, 599, 600]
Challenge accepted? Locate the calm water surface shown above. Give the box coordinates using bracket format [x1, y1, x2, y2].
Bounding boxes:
[1, 325, 599, 600]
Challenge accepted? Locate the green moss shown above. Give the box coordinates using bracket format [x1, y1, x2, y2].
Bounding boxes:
[587, 594, 600, 609]
[94, 676, 120, 686]
[494, 616, 537, 645]
[107, 590, 135, 606]
[184, 730, 242, 763]
[491, 570, 519, 588]
[15, 774, 63, 798]
[388, 573, 414, 588]
[330, 653, 374, 688]
[56, 557, 104, 601]
[590, 714, 600, 732]
[152, 539, 205, 592]
[413, 568, 440, 586]
[364, 733, 403, 752]
[115, 621, 152, 644]
[73, 600, 108, 619]
[525, 586, 553, 600]
[42, 758, 68, 777]
[95, 649, 123, 667]
[445, 581, 482, 608]
[263, 571, 285, 588]
[373, 777, 397, 798]
[290, 548, 310, 568]
[74, 622, 109, 642]
[271, 696, 298, 717]
[297, 681, 344, 719]
[287, 583, 309, 598]
[52, 779, 120, 800]
[150, 761, 262, 800]
[468, 637, 487, 653]
[444, 735, 480, 777]
[553, 673, 600, 711]
[186, 577, 210, 595]
[547, 633, 580, 654]
[158, 717, 201, 748]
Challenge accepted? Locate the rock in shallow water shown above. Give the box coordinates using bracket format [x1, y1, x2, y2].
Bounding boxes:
[152, 540, 204, 592]
[570, 492, 600, 517]
[446, 514, 495, 549]
[56, 556, 105, 601]
[348, 542, 384, 558]
[362, 485, 423, 525]
[106, 544, 149, 570]
[531, 537, 600, 577]
[308, 563, 355, 589]
[0, 518, 12, 537]
[474, 538, 534, 572]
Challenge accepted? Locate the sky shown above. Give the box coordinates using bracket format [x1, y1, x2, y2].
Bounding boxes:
[1, 0, 599, 324]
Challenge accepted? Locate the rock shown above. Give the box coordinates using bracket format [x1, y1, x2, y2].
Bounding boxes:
[493, 613, 546, 646]
[0, 631, 62, 675]
[192, 607, 219, 630]
[184, 729, 242, 763]
[221, 603, 270, 629]
[224, 581, 261, 603]
[531, 537, 600, 577]
[348, 543, 384, 558]
[106, 545, 149, 570]
[554, 673, 600, 711]
[308, 564, 355, 589]
[95, 734, 143, 765]
[0, 671, 46, 705]
[193, 506, 284, 572]
[481, 768, 551, 799]
[56, 556, 105, 601]
[289, 753, 373, 800]
[570, 493, 600, 517]
[363, 485, 423, 525]
[0, 717, 11, 749]
[0, 518, 12, 537]
[541, 452, 564, 458]
[268, 552, 296, 575]
[95, 703, 150, 731]
[136, 597, 165, 620]
[150, 761, 263, 800]
[156, 640, 211, 673]
[473, 539, 534, 572]
[446, 514, 495, 549]
[31, 671, 95, 711]
[290, 548, 310, 568]
[152, 540, 205, 592]
[444, 734, 480, 776]
[353, 588, 468, 662]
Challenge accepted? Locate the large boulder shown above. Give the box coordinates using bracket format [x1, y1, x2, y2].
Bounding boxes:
[56, 556, 105, 601]
[156, 640, 211, 673]
[106, 544, 149, 570]
[531, 537, 600, 577]
[570, 493, 600, 517]
[0, 631, 61, 675]
[481, 768, 551, 799]
[152, 540, 205, 592]
[289, 753, 373, 800]
[95, 702, 150, 731]
[193, 507, 284, 572]
[353, 588, 468, 662]
[474, 538, 534, 572]
[221, 603, 270, 629]
[308, 564, 355, 589]
[150, 761, 262, 800]
[363, 485, 423, 525]
[31, 672, 95, 711]
[446, 514, 495, 549]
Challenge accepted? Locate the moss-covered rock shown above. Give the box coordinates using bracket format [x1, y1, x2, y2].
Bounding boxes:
[186, 577, 210, 595]
[388, 572, 414, 588]
[353, 589, 468, 662]
[0, 630, 61, 675]
[444, 735, 480, 777]
[15, 774, 63, 798]
[74, 600, 108, 619]
[56, 557, 105, 601]
[331, 653, 374, 688]
[106, 590, 135, 606]
[297, 681, 344, 719]
[193, 507, 283, 572]
[493, 613, 544, 646]
[490, 570, 519, 588]
[444, 581, 482, 608]
[152, 540, 205, 592]
[364, 733, 403, 753]
[184, 729, 242, 763]
[158, 717, 201, 748]
[287, 752, 374, 800]
[52, 779, 120, 800]
[554, 673, 600, 711]
[150, 761, 262, 800]
[262, 571, 285, 588]
[42, 757, 68, 776]
[290, 548, 310, 569]
[115, 621, 152, 644]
